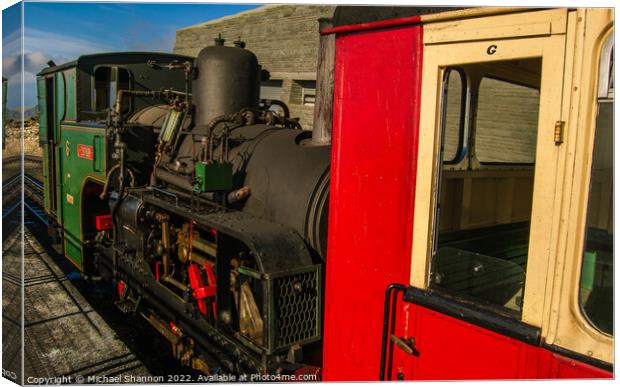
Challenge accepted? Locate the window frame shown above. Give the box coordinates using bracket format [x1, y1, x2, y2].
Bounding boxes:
[540, 12, 613, 365]
[577, 33, 614, 337]
[91, 65, 133, 114]
[439, 67, 469, 165]
[300, 80, 316, 106]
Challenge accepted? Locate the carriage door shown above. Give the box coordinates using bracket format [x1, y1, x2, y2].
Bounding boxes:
[386, 10, 570, 380]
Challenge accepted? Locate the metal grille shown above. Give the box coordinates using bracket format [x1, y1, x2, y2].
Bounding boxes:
[274, 269, 320, 348]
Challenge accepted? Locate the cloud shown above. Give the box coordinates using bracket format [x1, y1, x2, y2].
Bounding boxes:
[3, 51, 70, 80]
[24, 27, 115, 58]
[2, 26, 114, 107]
[2, 28, 22, 56]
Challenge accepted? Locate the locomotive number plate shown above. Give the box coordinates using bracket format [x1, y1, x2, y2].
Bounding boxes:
[77, 144, 94, 160]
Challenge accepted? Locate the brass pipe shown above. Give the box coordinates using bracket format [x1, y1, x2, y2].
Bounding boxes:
[191, 236, 217, 257]
[142, 313, 180, 344]
[154, 211, 171, 277]
[190, 251, 215, 267]
[161, 221, 170, 277]
[162, 275, 189, 292]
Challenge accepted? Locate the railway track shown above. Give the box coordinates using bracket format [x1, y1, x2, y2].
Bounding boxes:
[2, 173, 45, 224]
[3, 154, 44, 184]
[3, 155, 43, 164]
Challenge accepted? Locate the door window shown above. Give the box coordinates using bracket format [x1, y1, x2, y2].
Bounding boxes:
[430, 59, 542, 315]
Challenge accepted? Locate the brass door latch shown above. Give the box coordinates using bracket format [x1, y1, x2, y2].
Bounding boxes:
[554, 120, 565, 145]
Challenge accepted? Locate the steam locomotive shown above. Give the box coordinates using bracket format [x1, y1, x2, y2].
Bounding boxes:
[38, 7, 613, 381]
[38, 36, 328, 374]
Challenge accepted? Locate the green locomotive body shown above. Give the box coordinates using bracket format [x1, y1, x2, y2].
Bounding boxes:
[37, 53, 191, 270]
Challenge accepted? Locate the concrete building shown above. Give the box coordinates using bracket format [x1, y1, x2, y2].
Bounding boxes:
[174, 5, 336, 129]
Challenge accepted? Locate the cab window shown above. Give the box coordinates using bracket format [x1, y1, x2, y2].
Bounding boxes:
[93, 66, 131, 114]
[579, 37, 613, 335]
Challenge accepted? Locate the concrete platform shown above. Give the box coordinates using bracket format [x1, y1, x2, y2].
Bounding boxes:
[2, 227, 153, 384]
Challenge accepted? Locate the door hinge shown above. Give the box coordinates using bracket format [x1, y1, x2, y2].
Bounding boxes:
[554, 120, 565, 145]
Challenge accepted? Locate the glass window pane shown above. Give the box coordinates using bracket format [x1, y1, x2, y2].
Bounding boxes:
[118, 68, 131, 114]
[93, 67, 111, 112]
[431, 59, 542, 316]
[442, 69, 464, 162]
[476, 77, 539, 163]
[301, 80, 316, 106]
[580, 100, 613, 335]
[260, 80, 283, 101]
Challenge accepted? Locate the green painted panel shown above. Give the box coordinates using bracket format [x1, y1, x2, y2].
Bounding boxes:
[65, 239, 82, 269]
[59, 124, 107, 270]
[64, 70, 76, 121]
[42, 145, 50, 213]
[37, 77, 48, 142]
[55, 145, 63, 221]
[54, 73, 65, 143]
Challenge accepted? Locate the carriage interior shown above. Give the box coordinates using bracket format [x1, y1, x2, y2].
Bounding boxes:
[430, 57, 612, 324]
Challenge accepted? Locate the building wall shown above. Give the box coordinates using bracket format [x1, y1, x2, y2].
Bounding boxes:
[174, 5, 336, 129]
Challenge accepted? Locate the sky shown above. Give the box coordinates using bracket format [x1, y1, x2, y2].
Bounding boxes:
[2, 1, 259, 108]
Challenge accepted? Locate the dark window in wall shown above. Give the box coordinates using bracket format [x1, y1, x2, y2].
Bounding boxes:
[260, 80, 283, 100]
[301, 80, 316, 106]
[290, 80, 316, 106]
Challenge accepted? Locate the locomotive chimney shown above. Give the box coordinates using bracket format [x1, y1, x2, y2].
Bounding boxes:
[310, 18, 334, 146]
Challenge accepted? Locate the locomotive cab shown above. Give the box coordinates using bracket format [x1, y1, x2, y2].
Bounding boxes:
[37, 52, 192, 270]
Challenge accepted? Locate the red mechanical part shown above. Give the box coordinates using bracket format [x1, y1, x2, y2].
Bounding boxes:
[117, 280, 126, 299]
[169, 321, 181, 336]
[95, 214, 112, 230]
[155, 261, 162, 281]
[188, 262, 216, 317]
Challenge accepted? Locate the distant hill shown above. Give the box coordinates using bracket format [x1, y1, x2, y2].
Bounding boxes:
[6, 105, 38, 120]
